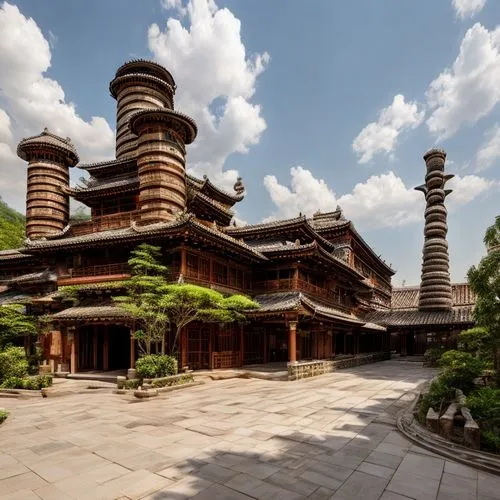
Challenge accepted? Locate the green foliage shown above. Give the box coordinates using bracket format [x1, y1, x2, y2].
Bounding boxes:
[467, 387, 500, 452]
[418, 378, 454, 422]
[114, 244, 170, 354]
[135, 354, 178, 379]
[0, 304, 37, 348]
[458, 327, 493, 366]
[0, 346, 28, 382]
[438, 350, 485, 394]
[0, 410, 7, 424]
[0, 375, 52, 390]
[159, 284, 259, 350]
[0, 198, 25, 250]
[123, 379, 140, 389]
[69, 205, 91, 222]
[468, 216, 500, 384]
[149, 373, 194, 388]
[423, 347, 446, 367]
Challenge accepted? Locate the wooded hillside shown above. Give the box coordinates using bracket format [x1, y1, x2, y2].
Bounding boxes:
[0, 198, 25, 250]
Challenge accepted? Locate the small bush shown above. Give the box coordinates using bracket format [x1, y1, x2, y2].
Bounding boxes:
[467, 386, 500, 452]
[423, 347, 446, 367]
[0, 347, 28, 382]
[0, 410, 7, 424]
[123, 379, 140, 390]
[418, 378, 454, 423]
[438, 350, 485, 394]
[0, 375, 52, 390]
[135, 354, 178, 379]
[149, 373, 194, 388]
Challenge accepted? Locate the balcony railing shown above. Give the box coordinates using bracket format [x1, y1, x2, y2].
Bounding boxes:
[64, 263, 130, 278]
[71, 211, 139, 236]
[167, 267, 251, 293]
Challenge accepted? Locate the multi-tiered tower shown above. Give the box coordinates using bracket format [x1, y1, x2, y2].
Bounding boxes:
[17, 129, 79, 240]
[109, 60, 176, 160]
[415, 149, 454, 311]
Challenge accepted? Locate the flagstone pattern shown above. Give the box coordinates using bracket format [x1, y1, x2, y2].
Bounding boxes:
[0, 360, 498, 499]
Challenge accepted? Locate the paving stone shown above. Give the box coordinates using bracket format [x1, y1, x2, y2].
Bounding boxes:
[141, 476, 212, 500]
[33, 484, 75, 500]
[386, 470, 440, 500]
[231, 459, 280, 479]
[396, 452, 444, 480]
[195, 463, 239, 482]
[478, 471, 500, 499]
[191, 483, 253, 499]
[443, 461, 478, 479]
[331, 470, 389, 500]
[357, 460, 395, 479]
[0, 461, 29, 480]
[265, 470, 319, 496]
[0, 472, 48, 496]
[308, 486, 335, 499]
[379, 490, 414, 499]
[437, 472, 477, 499]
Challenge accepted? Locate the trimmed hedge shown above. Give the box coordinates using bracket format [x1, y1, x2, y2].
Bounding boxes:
[0, 375, 53, 390]
[135, 354, 178, 379]
[146, 373, 194, 389]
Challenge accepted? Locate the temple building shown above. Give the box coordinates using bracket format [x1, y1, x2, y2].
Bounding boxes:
[0, 60, 476, 374]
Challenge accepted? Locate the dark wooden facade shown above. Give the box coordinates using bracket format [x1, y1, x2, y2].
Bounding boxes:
[0, 60, 403, 373]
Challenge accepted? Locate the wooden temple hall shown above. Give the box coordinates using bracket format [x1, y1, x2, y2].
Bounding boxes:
[0, 60, 475, 374]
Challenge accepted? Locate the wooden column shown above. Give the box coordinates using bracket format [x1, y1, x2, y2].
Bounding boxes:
[129, 330, 135, 368]
[289, 321, 297, 362]
[92, 326, 98, 369]
[239, 323, 245, 367]
[400, 331, 407, 357]
[103, 329, 109, 371]
[293, 265, 299, 289]
[180, 246, 187, 277]
[181, 328, 188, 368]
[70, 329, 77, 374]
[263, 328, 268, 364]
[209, 326, 213, 370]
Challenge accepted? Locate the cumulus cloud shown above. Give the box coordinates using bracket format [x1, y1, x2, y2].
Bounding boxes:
[0, 2, 115, 211]
[263, 167, 496, 229]
[475, 124, 500, 171]
[352, 95, 424, 164]
[426, 23, 500, 140]
[452, 0, 486, 19]
[148, 0, 269, 190]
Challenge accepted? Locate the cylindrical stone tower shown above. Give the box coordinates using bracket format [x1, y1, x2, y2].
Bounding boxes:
[109, 60, 176, 160]
[415, 149, 454, 311]
[129, 109, 197, 225]
[17, 128, 79, 240]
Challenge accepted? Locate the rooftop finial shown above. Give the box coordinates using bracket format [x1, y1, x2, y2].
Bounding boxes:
[234, 176, 244, 194]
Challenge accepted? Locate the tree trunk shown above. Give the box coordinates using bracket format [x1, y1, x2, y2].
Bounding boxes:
[161, 331, 165, 355]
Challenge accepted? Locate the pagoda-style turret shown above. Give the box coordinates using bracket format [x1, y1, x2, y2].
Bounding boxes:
[110, 59, 176, 160]
[415, 149, 454, 311]
[129, 108, 197, 225]
[17, 128, 79, 240]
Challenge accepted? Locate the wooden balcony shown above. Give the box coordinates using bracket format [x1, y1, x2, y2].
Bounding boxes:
[57, 263, 130, 286]
[168, 268, 251, 294]
[71, 211, 139, 236]
[253, 278, 350, 310]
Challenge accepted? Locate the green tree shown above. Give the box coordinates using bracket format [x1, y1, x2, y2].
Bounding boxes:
[0, 198, 25, 250]
[158, 284, 259, 351]
[468, 216, 500, 384]
[114, 243, 170, 355]
[0, 304, 37, 349]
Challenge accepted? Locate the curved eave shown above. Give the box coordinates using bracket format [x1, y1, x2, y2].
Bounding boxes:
[189, 192, 233, 226]
[198, 177, 245, 206]
[225, 215, 308, 237]
[71, 178, 139, 201]
[77, 157, 137, 175]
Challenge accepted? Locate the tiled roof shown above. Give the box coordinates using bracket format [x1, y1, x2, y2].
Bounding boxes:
[4, 270, 56, 285]
[363, 306, 474, 327]
[52, 305, 131, 320]
[71, 174, 138, 195]
[17, 128, 79, 163]
[77, 157, 136, 174]
[0, 291, 33, 305]
[0, 249, 33, 261]
[226, 215, 307, 235]
[23, 215, 267, 261]
[252, 291, 366, 326]
[194, 176, 245, 204]
[391, 283, 475, 309]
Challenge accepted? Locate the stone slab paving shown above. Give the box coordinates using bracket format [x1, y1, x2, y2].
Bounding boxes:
[0, 360, 499, 499]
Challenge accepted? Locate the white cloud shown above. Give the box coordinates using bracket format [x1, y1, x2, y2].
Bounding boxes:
[476, 124, 500, 171]
[148, 0, 269, 190]
[264, 167, 496, 229]
[0, 2, 115, 211]
[452, 0, 486, 19]
[426, 23, 500, 140]
[352, 95, 424, 164]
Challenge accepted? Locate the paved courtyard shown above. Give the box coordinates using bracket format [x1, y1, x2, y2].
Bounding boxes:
[0, 360, 498, 499]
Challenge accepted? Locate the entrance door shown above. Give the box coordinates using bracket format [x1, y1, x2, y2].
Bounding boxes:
[78, 326, 94, 370]
[187, 327, 209, 370]
[107, 325, 131, 370]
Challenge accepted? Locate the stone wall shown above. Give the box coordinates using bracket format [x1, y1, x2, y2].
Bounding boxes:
[287, 352, 391, 381]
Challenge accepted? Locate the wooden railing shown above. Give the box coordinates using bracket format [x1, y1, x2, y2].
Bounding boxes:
[71, 211, 139, 236]
[253, 278, 350, 310]
[168, 267, 251, 293]
[212, 351, 241, 369]
[66, 263, 130, 278]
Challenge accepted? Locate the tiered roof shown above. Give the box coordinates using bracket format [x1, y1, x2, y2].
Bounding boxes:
[17, 128, 79, 164]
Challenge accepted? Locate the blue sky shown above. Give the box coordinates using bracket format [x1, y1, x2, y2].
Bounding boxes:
[0, 0, 498, 286]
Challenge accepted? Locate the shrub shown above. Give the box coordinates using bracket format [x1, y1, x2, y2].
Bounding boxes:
[0, 375, 52, 390]
[0, 410, 7, 424]
[0, 347, 28, 382]
[149, 373, 194, 388]
[418, 378, 454, 423]
[135, 354, 178, 379]
[438, 350, 485, 394]
[423, 347, 446, 367]
[467, 387, 500, 453]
